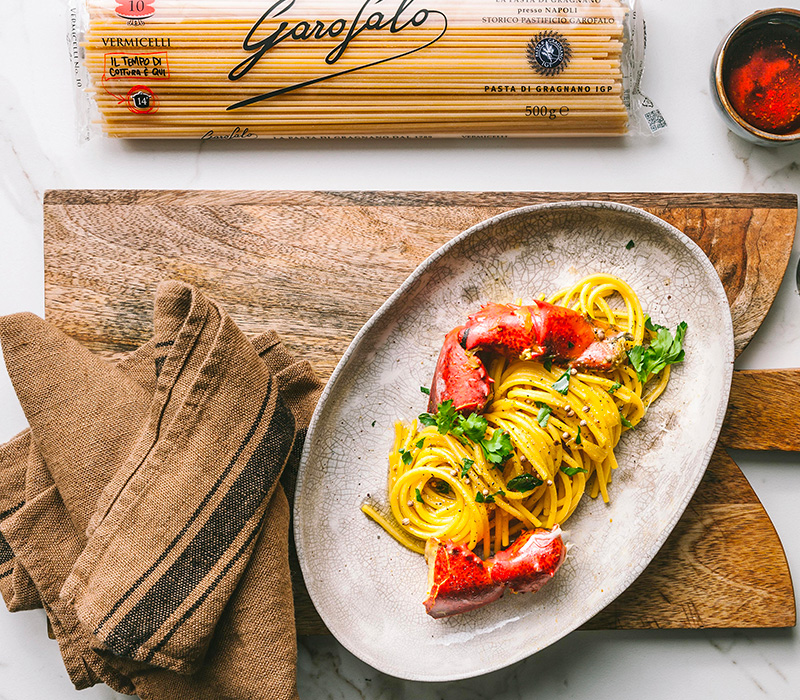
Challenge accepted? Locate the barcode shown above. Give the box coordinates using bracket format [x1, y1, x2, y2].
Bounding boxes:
[644, 109, 667, 133]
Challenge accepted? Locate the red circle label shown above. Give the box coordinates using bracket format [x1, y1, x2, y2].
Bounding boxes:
[127, 86, 157, 114]
[116, 1, 155, 20]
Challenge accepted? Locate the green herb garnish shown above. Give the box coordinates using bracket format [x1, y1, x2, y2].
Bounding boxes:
[418, 413, 437, 428]
[644, 315, 667, 333]
[475, 490, 505, 504]
[535, 402, 552, 428]
[453, 413, 488, 443]
[424, 402, 514, 465]
[627, 321, 687, 383]
[543, 357, 554, 372]
[626, 240, 635, 250]
[481, 429, 514, 465]
[552, 370, 571, 395]
[418, 399, 459, 434]
[399, 449, 413, 465]
[415, 488, 424, 503]
[432, 480, 452, 495]
[416, 439, 425, 449]
[620, 411, 634, 429]
[461, 458, 475, 479]
[608, 382, 622, 395]
[506, 473, 544, 492]
[575, 425, 582, 445]
[561, 465, 588, 476]
[420, 386, 431, 395]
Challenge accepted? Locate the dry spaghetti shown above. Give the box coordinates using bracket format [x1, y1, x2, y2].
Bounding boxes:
[361, 274, 686, 555]
[71, 0, 664, 139]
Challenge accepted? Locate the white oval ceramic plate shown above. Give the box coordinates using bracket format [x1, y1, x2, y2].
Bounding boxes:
[294, 202, 734, 682]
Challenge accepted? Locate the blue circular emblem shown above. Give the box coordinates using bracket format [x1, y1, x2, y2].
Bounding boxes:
[535, 37, 564, 69]
[527, 32, 572, 76]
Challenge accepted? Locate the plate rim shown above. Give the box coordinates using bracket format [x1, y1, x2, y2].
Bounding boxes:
[294, 200, 735, 681]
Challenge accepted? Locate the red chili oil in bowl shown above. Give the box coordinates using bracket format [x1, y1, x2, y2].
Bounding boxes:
[722, 23, 800, 134]
[712, 9, 800, 145]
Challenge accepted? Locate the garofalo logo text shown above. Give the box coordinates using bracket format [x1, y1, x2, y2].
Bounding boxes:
[226, 0, 447, 111]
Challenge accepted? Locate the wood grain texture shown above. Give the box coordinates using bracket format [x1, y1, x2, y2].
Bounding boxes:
[41, 189, 797, 633]
[583, 447, 795, 629]
[720, 369, 800, 451]
[42, 190, 797, 361]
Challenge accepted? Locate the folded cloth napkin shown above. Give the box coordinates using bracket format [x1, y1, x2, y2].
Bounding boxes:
[0, 281, 322, 699]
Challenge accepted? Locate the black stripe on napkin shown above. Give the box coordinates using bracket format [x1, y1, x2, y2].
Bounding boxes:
[94, 381, 276, 633]
[0, 502, 24, 565]
[102, 393, 295, 658]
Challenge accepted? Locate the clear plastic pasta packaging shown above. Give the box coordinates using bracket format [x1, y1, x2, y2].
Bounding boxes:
[69, 0, 666, 139]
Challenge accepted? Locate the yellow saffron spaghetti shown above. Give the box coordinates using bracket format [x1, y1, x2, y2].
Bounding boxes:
[362, 274, 683, 555]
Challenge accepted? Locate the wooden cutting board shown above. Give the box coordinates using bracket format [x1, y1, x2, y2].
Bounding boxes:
[42, 190, 798, 632]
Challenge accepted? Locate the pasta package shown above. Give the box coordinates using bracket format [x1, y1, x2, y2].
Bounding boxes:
[69, 0, 666, 139]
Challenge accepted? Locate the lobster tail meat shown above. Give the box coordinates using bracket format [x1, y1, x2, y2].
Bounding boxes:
[487, 526, 566, 594]
[423, 539, 505, 619]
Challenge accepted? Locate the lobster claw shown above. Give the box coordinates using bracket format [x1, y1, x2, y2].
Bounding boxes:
[428, 300, 628, 415]
[423, 527, 566, 618]
[487, 525, 566, 594]
[423, 539, 504, 619]
[427, 325, 493, 414]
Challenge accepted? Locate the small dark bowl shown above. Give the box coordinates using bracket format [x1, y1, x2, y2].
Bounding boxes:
[711, 8, 800, 146]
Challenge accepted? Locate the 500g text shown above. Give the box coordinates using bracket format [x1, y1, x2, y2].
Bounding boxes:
[525, 105, 570, 119]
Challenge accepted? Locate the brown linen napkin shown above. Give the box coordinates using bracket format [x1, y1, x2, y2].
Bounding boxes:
[0, 281, 323, 699]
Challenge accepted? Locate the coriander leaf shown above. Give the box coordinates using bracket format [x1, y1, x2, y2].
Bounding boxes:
[575, 425, 582, 445]
[457, 413, 488, 442]
[552, 370, 571, 395]
[420, 386, 430, 395]
[415, 488, 424, 503]
[543, 357, 554, 372]
[626, 240, 635, 250]
[371, 420, 376, 427]
[419, 400, 459, 434]
[506, 473, 544, 492]
[535, 401, 552, 428]
[461, 458, 475, 479]
[481, 429, 514, 465]
[561, 465, 588, 476]
[399, 449, 413, 465]
[608, 382, 622, 395]
[418, 413, 437, 427]
[416, 438, 425, 449]
[434, 400, 459, 434]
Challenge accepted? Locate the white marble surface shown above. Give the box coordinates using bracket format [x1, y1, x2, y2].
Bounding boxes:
[0, 0, 798, 698]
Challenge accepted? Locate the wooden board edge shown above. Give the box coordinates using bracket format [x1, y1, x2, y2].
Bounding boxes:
[578, 448, 796, 631]
[43, 189, 800, 209]
[732, 205, 798, 358]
